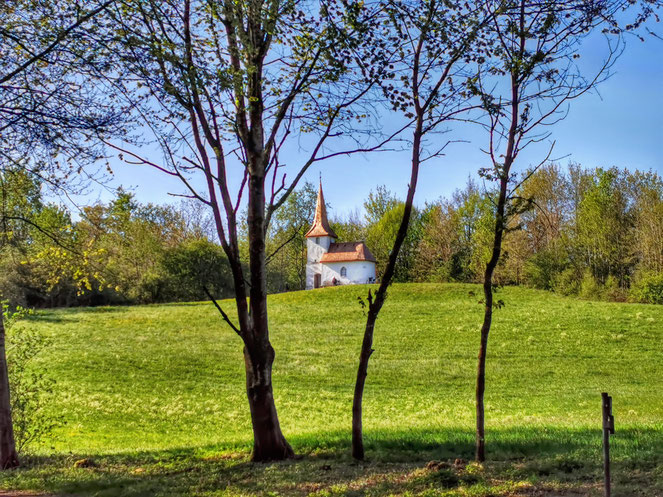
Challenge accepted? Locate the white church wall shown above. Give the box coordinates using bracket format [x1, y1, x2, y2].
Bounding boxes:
[306, 262, 322, 290]
[321, 261, 376, 286]
[306, 236, 334, 289]
[306, 236, 332, 263]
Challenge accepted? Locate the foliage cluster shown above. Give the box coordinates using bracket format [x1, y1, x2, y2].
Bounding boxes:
[8, 163, 661, 308]
[3, 303, 55, 454]
[323, 165, 663, 305]
[0, 170, 232, 307]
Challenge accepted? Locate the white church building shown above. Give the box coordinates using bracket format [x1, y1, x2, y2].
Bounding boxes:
[305, 182, 377, 289]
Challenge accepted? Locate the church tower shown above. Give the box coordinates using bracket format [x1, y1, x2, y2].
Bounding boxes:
[305, 181, 337, 289]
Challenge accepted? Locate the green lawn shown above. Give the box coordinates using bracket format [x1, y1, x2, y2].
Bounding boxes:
[2, 283, 662, 496]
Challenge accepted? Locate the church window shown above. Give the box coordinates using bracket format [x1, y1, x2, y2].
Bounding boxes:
[315, 237, 319, 244]
[340, 266, 347, 277]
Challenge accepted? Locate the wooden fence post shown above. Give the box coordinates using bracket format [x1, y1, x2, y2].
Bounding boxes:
[602, 392, 615, 497]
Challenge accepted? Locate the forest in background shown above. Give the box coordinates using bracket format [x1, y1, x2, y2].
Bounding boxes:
[3, 162, 662, 308]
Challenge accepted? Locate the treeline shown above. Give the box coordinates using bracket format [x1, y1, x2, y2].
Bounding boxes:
[411, 164, 663, 304]
[0, 169, 232, 307]
[268, 164, 663, 304]
[3, 164, 662, 308]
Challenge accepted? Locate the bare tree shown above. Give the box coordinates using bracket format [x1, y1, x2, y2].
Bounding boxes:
[472, 0, 660, 462]
[99, 0, 396, 461]
[351, 0, 492, 460]
[1, 0, 121, 184]
[0, 0, 118, 468]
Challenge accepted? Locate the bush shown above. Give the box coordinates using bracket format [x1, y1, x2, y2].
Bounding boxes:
[552, 268, 581, 296]
[579, 271, 604, 300]
[525, 250, 562, 290]
[604, 275, 627, 302]
[4, 304, 59, 454]
[162, 239, 233, 301]
[133, 270, 170, 303]
[630, 273, 663, 305]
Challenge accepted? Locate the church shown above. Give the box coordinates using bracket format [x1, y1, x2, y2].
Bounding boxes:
[305, 182, 377, 289]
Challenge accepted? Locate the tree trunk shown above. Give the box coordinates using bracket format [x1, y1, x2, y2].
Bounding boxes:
[0, 318, 18, 469]
[236, 166, 296, 459]
[475, 6, 522, 455]
[351, 311, 377, 460]
[475, 281, 493, 462]
[243, 170, 294, 462]
[475, 158, 510, 462]
[244, 342, 294, 461]
[351, 118, 423, 460]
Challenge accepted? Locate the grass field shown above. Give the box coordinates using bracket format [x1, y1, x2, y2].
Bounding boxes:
[1, 283, 661, 496]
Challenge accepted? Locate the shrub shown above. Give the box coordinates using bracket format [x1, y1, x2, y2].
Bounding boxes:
[4, 304, 59, 454]
[162, 239, 233, 301]
[604, 275, 627, 302]
[630, 273, 663, 305]
[579, 271, 602, 300]
[524, 249, 565, 290]
[552, 268, 581, 296]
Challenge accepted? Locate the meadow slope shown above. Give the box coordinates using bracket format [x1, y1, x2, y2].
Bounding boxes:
[2, 283, 662, 496]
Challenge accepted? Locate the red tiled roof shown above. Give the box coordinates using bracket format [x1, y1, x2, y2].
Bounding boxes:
[305, 181, 337, 238]
[320, 242, 376, 263]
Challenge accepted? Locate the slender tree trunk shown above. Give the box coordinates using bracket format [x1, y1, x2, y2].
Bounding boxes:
[351, 309, 378, 460]
[475, 1, 523, 455]
[0, 318, 18, 469]
[352, 120, 422, 460]
[475, 273, 494, 462]
[244, 342, 293, 461]
[475, 159, 511, 462]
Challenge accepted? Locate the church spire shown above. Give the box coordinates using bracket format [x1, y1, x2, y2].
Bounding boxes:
[305, 180, 337, 238]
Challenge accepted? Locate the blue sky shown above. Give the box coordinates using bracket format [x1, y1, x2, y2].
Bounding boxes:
[95, 26, 662, 220]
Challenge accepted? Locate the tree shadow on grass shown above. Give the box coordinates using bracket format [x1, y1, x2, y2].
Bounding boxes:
[2, 426, 661, 497]
[24, 306, 131, 325]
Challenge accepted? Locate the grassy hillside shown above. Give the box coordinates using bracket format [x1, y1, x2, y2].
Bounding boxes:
[2, 283, 662, 496]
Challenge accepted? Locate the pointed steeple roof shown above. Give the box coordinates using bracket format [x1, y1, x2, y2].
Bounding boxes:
[305, 180, 337, 238]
